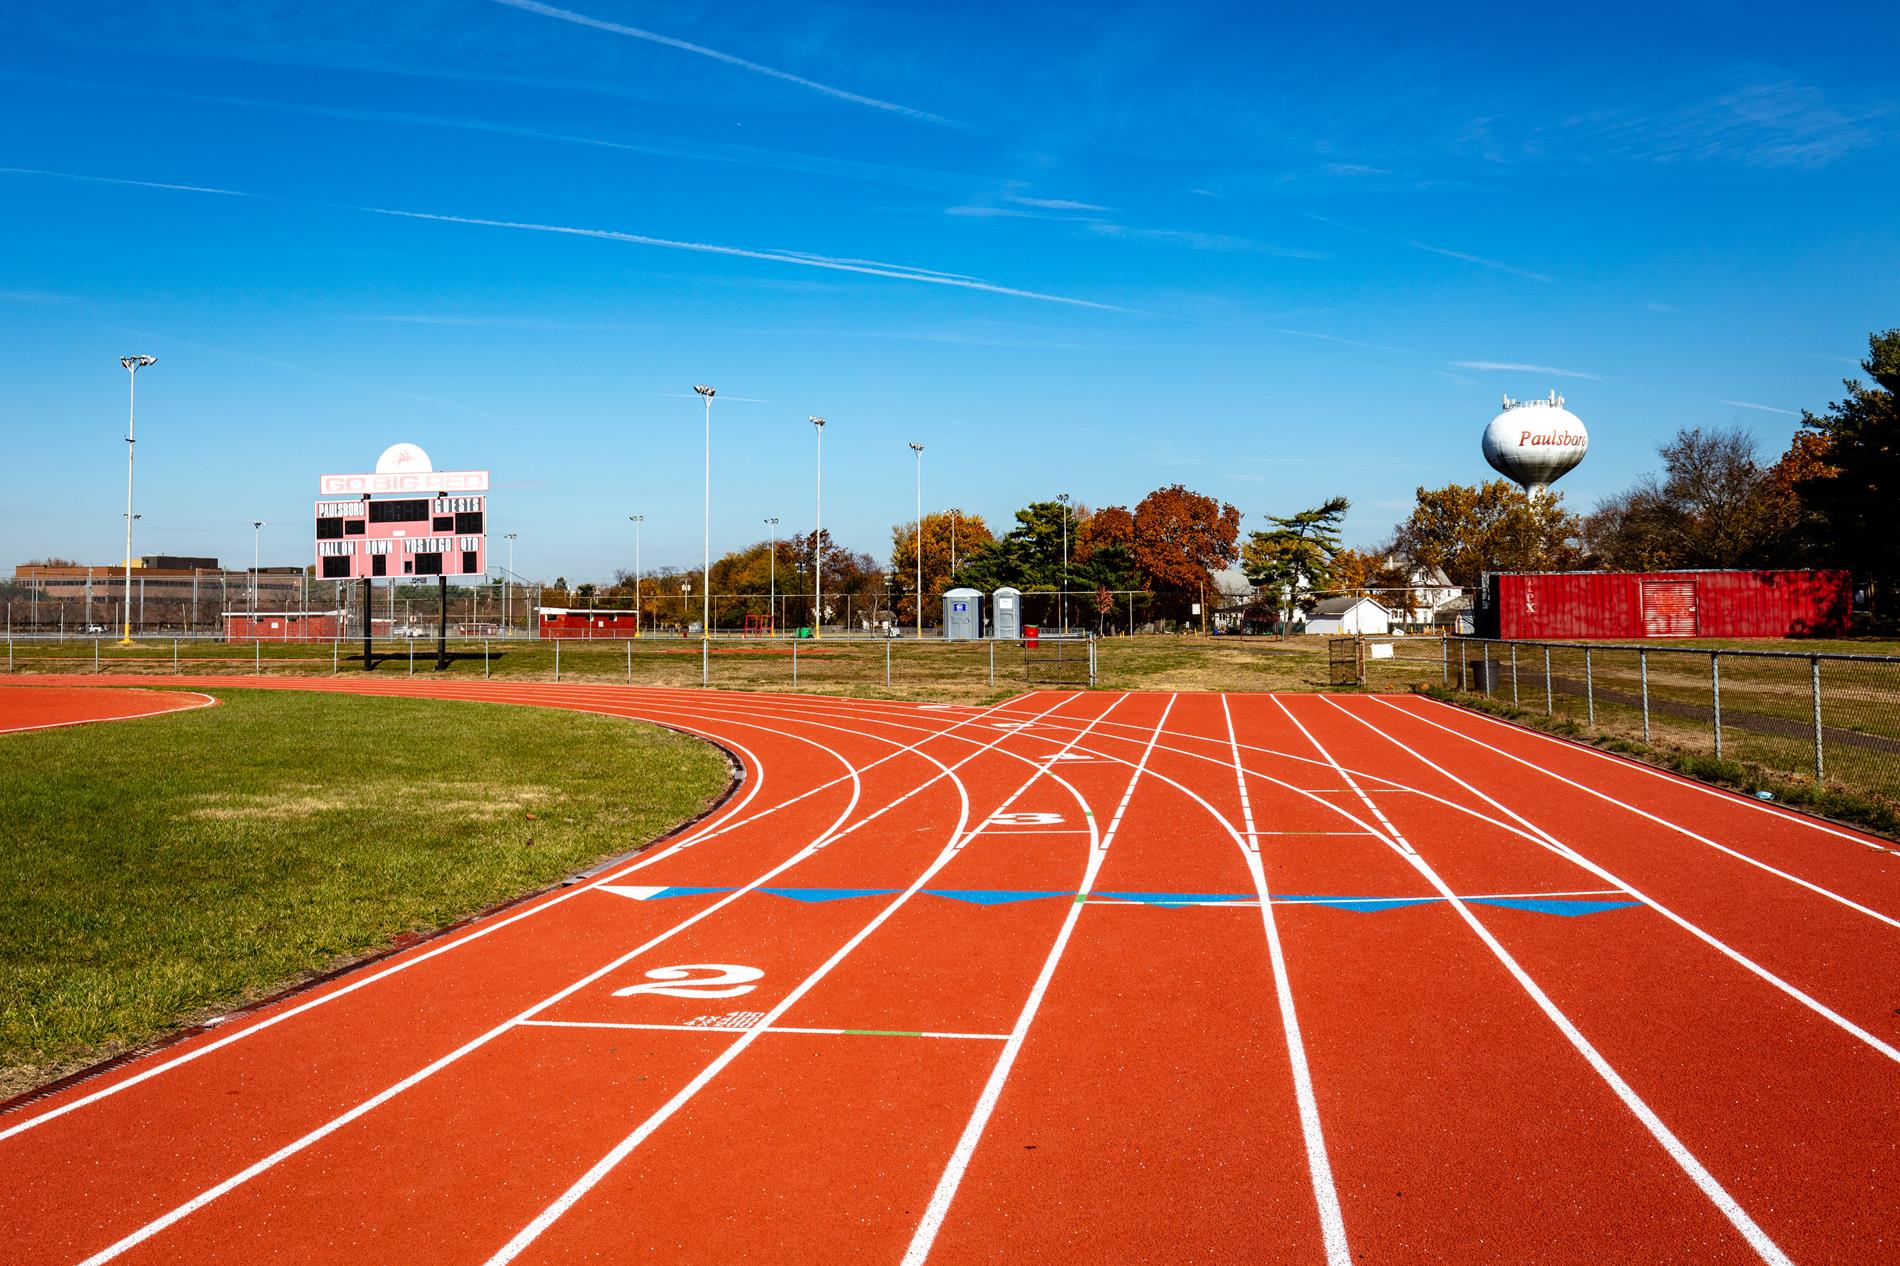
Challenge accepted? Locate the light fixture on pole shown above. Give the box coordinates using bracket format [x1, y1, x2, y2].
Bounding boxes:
[909, 442, 925, 640]
[628, 516, 643, 637]
[694, 385, 715, 667]
[503, 532, 518, 635]
[1057, 492, 1071, 634]
[763, 517, 779, 636]
[252, 521, 267, 616]
[809, 416, 825, 638]
[118, 354, 156, 644]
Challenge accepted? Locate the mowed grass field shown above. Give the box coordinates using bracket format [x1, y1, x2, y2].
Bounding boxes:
[0, 690, 731, 1099]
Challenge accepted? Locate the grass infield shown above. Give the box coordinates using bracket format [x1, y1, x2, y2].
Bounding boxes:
[0, 689, 731, 1099]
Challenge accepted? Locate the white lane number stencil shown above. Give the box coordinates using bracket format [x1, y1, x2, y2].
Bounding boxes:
[613, 964, 764, 999]
[985, 812, 1065, 827]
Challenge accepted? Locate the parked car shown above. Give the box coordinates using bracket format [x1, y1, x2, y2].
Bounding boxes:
[82, 623, 109, 634]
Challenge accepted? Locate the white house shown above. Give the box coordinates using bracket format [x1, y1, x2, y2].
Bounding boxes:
[1304, 595, 1394, 636]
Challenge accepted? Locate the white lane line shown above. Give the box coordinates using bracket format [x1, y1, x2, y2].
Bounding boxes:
[1416, 694, 1900, 853]
[482, 693, 1118, 1265]
[0, 689, 217, 734]
[1351, 695, 1900, 1065]
[1220, 694, 1261, 853]
[900, 693, 1158, 1266]
[517, 1020, 1010, 1040]
[1283, 695, 1793, 1266]
[66, 694, 1064, 1264]
[1384, 698, 1900, 926]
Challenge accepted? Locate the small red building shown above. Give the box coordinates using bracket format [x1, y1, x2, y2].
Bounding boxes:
[536, 607, 643, 638]
[1481, 570, 1852, 640]
[222, 610, 349, 641]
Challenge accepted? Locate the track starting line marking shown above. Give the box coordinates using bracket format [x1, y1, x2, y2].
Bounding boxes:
[518, 1019, 1010, 1040]
[595, 884, 1640, 916]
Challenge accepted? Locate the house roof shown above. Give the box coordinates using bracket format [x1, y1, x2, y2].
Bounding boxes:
[1309, 595, 1390, 617]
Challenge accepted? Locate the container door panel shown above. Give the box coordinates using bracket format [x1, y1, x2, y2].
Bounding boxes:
[1640, 580, 1697, 637]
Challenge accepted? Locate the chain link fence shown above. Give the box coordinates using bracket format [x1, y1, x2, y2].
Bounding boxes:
[1335, 634, 1900, 805]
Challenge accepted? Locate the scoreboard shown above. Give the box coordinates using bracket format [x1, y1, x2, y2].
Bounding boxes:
[314, 494, 487, 580]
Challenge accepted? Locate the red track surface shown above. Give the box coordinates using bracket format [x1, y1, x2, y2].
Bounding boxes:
[4, 678, 1897, 1264]
[0, 683, 214, 733]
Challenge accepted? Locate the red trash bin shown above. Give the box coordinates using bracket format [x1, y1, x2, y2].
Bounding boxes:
[1024, 624, 1039, 647]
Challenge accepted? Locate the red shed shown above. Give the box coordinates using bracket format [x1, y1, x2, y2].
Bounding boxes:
[221, 610, 348, 641]
[1482, 570, 1852, 640]
[536, 607, 643, 638]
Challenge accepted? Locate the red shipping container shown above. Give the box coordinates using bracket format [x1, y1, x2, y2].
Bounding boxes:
[221, 611, 347, 642]
[1490, 570, 1851, 640]
[536, 607, 645, 639]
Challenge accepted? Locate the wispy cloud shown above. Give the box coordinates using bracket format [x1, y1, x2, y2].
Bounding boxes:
[1275, 329, 1410, 353]
[1307, 214, 1552, 283]
[1006, 193, 1109, 211]
[0, 166, 1123, 311]
[1645, 301, 1678, 313]
[1719, 399, 1799, 417]
[1454, 361, 1604, 381]
[486, 0, 952, 125]
[1088, 224, 1327, 258]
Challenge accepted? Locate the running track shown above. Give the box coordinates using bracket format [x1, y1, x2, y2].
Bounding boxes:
[4, 677, 1898, 1264]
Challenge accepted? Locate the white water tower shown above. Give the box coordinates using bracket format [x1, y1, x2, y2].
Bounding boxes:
[1482, 391, 1588, 496]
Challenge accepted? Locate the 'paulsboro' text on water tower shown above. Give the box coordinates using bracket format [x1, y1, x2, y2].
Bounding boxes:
[1481, 391, 1588, 497]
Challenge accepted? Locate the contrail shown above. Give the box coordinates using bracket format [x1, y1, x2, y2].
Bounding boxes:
[487, 0, 954, 126]
[0, 166, 1123, 311]
[349, 205, 1128, 310]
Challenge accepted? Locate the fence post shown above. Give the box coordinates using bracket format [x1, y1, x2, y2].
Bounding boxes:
[554, 638, 561, 682]
[1584, 648, 1594, 726]
[702, 640, 709, 689]
[1483, 641, 1492, 698]
[885, 637, 892, 687]
[626, 638, 632, 684]
[95, 637, 100, 672]
[1089, 636, 1098, 687]
[1639, 648, 1649, 744]
[255, 639, 261, 676]
[1510, 643, 1519, 707]
[1811, 655, 1823, 779]
[173, 638, 179, 673]
[792, 636, 798, 687]
[1459, 638, 1468, 692]
[989, 638, 996, 687]
[484, 639, 490, 680]
[407, 638, 413, 675]
[1711, 652, 1723, 759]
[1441, 635, 1448, 685]
[1543, 646, 1553, 715]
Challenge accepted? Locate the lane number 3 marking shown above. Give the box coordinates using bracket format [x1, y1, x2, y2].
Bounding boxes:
[613, 964, 764, 999]
[986, 811, 1065, 826]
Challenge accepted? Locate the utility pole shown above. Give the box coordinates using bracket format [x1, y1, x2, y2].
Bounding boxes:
[118, 354, 156, 643]
[810, 416, 825, 638]
[628, 516, 643, 637]
[909, 442, 925, 639]
[763, 516, 778, 634]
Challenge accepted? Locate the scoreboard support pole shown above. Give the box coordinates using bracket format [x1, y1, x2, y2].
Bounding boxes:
[437, 575, 449, 671]
[361, 578, 373, 671]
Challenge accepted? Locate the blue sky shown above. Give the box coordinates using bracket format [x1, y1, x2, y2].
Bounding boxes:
[4, 0, 1895, 581]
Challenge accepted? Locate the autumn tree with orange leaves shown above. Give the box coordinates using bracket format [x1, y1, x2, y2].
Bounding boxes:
[889, 509, 992, 626]
[1133, 485, 1242, 617]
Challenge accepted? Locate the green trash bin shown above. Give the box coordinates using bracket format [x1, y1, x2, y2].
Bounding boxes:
[796, 626, 812, 638]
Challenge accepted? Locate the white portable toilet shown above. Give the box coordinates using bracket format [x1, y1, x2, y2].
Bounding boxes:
[992, 587, 1022, 640]
[943, 588, 982, 640]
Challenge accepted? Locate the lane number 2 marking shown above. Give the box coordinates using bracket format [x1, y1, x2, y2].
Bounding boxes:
[985, 812, 1065, 826]
[613, 964, 764, 999]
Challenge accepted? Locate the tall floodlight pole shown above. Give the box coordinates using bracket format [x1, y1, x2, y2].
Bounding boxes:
[118, 354, 156, 644]
[630, 515, 645, 636]
[503, 532, 517, 635]
[694, 385, 715, 680]
[909, 442, 925, 639]
[251, 521, 266, 616]
[950, 509, 958, 578]
[763, 517, 778, 635]
[1057, 492, 1071, 634]
[810, 416, 825, 638]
